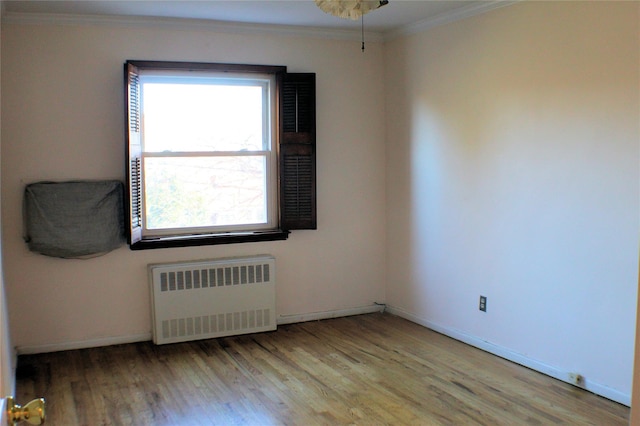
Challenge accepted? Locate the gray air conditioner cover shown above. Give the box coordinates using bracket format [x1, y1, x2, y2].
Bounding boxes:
[24, 180, 125, 258]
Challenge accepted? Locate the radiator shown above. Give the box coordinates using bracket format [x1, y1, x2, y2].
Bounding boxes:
[148, 255, 276, 345]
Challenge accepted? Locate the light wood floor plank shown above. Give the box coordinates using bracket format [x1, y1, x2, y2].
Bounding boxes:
[16, 313, 629, 425]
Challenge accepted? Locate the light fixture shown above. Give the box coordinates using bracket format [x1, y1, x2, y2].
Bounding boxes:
[314, 0, 389, 51]
[314, 0, 389, 21]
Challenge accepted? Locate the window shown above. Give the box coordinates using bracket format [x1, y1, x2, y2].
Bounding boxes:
[125, 61, 316, 249]
[141, 72, 276, 235]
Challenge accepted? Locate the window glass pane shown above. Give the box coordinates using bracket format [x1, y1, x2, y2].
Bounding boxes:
[143, 82, 265, 152]
[144, 156, 267, 230]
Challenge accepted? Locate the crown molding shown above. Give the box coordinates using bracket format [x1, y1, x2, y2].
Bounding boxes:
[1, 11, 386, 43]
[383, 1, 521, 41]
[2, 1, 522, 44]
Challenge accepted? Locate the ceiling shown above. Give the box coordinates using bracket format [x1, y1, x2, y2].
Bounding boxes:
[2, 0, 501, 34]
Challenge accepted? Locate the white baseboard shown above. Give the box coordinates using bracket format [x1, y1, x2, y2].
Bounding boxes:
[15, 305, 386, 355]
[386, 305, 630, 407]
[277, 304, 385, 325]
[16, 332, 152, 355]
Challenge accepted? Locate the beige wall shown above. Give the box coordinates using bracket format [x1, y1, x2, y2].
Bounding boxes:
[1, 21, 387, 351]
[385, 1, 639, 404]
[633, 269, 640, 422]
[0, 0, 16, 396]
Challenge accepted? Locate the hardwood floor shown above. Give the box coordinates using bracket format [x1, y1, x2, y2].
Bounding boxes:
[16, 313, 629, 425]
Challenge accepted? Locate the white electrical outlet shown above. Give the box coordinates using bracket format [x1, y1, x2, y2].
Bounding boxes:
[479, 295, 487, 312]
[568, 373, 584, 386]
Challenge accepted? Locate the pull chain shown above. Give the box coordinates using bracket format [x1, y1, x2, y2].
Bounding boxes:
[361, 14, 365, 52]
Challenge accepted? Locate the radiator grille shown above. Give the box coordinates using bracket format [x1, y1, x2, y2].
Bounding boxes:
[159, 263, 270, 292]
[149, 255, 276, 345]
[161, 309, 272, 340]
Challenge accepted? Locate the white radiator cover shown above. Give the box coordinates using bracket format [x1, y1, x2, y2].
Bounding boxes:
[148, 255, 276, 345]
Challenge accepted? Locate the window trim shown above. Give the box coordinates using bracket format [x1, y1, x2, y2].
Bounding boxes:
[125, 61, 316, 250]
[129, 229, 290, 250]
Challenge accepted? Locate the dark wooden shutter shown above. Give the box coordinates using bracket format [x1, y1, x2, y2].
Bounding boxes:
[279, 73, 316, 230]
[125, 62, 142, 245]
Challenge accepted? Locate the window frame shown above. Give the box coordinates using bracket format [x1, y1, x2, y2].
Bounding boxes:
[125, 61, 316, 250]
[138, 70, 278, 237]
